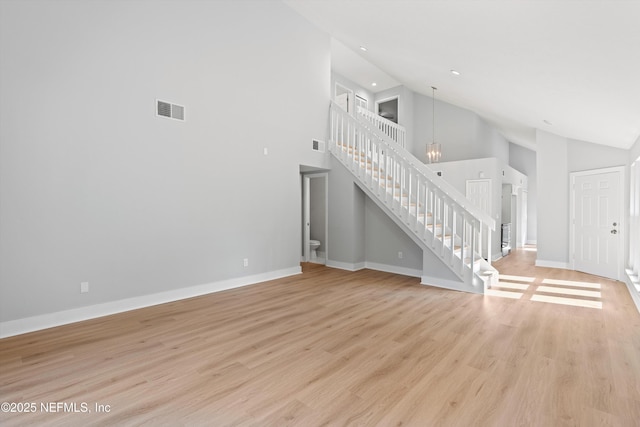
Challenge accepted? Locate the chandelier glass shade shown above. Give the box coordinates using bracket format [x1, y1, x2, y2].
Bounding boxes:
[427, 142, 441, 163]
[426, 86, 441, 164]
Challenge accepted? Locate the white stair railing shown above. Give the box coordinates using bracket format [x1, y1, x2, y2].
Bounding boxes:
[357, 106, 406, 149]
[330, 101, 496, 288]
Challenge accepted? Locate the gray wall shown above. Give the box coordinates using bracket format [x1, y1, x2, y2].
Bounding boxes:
[327, 159, 365, 266]
[567, 138, 629, 172]
[631, 135, 640, 162]
[476, 116, 510, 165]
[509, 143, 537, 243]
[328, 158, 423, 272]
[412, 93, 509, 164]
[536, 130, 630, 266]
[364, 198, 422, 272]
[536, 130, 569, 265]
[0, 0, 330, 322]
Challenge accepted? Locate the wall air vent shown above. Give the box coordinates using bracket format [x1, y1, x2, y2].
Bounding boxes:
[156, 100, 185, 121]
[312, 139, 325, 153]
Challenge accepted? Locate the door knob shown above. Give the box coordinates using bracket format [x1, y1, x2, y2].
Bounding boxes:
[611, 229, 618, 234]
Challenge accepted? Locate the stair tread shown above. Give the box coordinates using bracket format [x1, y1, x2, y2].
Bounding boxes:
[331, 122, 493, 293]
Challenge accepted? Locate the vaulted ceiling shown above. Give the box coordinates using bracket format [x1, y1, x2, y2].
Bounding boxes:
[284, 0, 640, 150]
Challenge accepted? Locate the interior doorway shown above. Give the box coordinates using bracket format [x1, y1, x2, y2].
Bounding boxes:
[335, 83, 353, 114]
[302, 173, 328, 264]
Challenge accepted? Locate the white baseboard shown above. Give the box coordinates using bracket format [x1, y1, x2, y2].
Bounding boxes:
[526, 240, 537, 245]
[0, 267, 301, 339]
[624, 271, 640, 314]
[325, 260, 366, 271]
[421, 275, 482, 294]
[535, 259, 569, 269]
[364, 262, 421, 278]
[325, 260, 421, 278]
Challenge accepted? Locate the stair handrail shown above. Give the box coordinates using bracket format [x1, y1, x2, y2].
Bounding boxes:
[356, 106, 407, 149]
[333, 101, 496, 231]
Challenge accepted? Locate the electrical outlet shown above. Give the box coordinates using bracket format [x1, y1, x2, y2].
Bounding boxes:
[80, 282, 89, 293]
[398, 251, 403, 259]
[243, 258, 249, 267]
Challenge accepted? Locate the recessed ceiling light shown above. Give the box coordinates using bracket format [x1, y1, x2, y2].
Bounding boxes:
[359, 46, 367, 52]
[371, 82, 377, 87]
[450, 69, 460, 76]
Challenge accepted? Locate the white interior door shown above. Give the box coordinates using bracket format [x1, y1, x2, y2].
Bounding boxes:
[571, 168, 623, 280]
[466, 179, 491, 215]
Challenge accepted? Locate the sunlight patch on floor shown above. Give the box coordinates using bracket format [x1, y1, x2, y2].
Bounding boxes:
[536, 286, 601, 298]
[541, 278, 601, 289]
[495, 281, 530, 291]
[531, 294, 602, 309]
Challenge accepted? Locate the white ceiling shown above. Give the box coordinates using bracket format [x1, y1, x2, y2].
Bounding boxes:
[284, 0, 640, 150]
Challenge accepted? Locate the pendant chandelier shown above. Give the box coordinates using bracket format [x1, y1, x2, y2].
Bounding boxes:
[426, 86, 442, 163]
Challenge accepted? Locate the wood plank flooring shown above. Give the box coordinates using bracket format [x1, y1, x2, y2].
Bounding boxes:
[1, 248, 639, 426]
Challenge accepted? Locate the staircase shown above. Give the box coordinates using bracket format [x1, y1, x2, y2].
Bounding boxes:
[329, 101, 498, 293]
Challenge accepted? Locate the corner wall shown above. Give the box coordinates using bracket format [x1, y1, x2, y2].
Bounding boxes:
[536, 130, 629, 268]
[536, 130, 569, 267]
[0, 0, 330, 329]
[509, 143, 538, 244]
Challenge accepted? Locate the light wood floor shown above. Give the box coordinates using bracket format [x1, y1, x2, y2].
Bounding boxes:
[1, 248, 639, 426]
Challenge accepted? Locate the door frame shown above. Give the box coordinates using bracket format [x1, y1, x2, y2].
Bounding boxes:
[569, 165, 625, 280]
[302, 173, 329, 263]
[375, 95, 400, 124]
[335, 83, 353, 114]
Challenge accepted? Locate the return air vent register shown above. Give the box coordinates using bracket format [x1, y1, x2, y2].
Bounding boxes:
[312, 139, 325, 153]
[156, 100, 184, 121]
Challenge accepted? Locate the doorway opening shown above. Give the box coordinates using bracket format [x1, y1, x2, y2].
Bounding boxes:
[301, 172, 328, 264]
[335, 83, 353, 114]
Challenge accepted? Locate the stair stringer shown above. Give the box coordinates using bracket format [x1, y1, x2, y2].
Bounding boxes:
[328, 102, 498, 294]
[333, 157, 486, 294]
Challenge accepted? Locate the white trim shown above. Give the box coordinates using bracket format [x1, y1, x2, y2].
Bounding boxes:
[535, 259, 570, 269]
[355, 94, 368, 111]
[302, 172, 329, 265]
[364, 262, 421, 278]
[0, 267, 301, 339]
[327, 260, 445, 283]
[569, 165, 625, 280]
[325, 260, 366, 271]
[526, 240, 537, 245]
[624, 271, 640, 314]
[302, 176, 310, 262]
[420, 275, 482, 294]
[334, 83, 354, 114]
